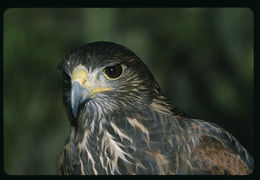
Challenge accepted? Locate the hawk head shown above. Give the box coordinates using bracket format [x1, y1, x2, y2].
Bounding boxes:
[58, 41, 162, 128]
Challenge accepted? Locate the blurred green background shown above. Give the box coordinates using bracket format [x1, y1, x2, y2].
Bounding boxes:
[4, 8, 253, 175]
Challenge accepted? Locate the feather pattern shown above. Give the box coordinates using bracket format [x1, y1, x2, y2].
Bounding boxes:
[58, 41, 253, 175]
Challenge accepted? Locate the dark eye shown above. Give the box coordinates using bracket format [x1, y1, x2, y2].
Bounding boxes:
[104, 64, 123, 80]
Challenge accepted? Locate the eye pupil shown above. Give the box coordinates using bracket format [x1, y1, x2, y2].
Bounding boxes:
[108, 67, 116, 75]
[104, 64, 123, 79]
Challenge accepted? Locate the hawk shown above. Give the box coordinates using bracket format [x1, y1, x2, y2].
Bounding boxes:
[58, 41, 253, 175]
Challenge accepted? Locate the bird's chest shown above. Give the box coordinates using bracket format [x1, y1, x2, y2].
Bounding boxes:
[66, 116, 175, 175]
[70, 127, 135, 175]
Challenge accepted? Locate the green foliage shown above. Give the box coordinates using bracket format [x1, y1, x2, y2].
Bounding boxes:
[4, 8, 253, 175]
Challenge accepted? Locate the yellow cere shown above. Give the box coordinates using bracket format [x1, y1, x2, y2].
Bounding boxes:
[89, 87, 113, 97]
[72, 68, 113, 97]
[71, 68, 88, 88]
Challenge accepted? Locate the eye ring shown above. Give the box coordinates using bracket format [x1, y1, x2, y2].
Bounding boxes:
[103, 64, 124, 80]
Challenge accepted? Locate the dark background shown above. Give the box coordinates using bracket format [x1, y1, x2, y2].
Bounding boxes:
[3, 8, 253, 175]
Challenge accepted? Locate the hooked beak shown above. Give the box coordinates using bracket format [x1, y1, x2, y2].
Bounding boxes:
[70, 67, 113, 118]
[71, 81, 91, 118]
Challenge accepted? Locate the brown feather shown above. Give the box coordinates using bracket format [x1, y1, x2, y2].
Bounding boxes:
[192, 135, 251, 175]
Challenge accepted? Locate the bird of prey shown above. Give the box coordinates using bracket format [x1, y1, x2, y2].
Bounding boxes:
[58, 41, 253, 175]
